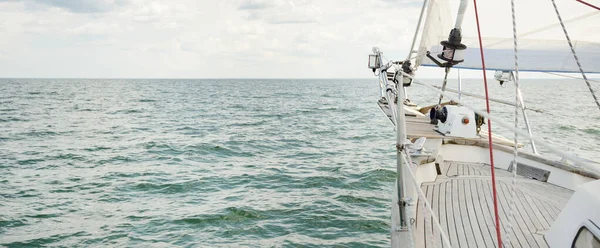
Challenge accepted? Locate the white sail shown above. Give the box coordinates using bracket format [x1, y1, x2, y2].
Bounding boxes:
[414, 0, 452, 68]
[415, 0, 600, 73]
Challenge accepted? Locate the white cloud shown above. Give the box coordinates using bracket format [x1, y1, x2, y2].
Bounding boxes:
[0, 0, 597, 78]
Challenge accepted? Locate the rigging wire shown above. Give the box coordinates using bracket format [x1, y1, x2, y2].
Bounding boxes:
[484, 11, 599, 49]
[550, 0, 600, 111]
[543, 72, 600, 84]
[508, 0, 520, 246]
[472, 0, 503, 247]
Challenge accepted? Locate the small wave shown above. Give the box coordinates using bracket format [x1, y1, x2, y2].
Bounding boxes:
[317, 106, 339, 111]
[0, 108, 19, 112]
[185, 144, 254, 158]
[558, 125, 576, 131]
[174, 207, 265, 226]
[110, 109, 143, 114]
[97, 156, 130, 165]
[2, 231, 90, 247]
[101, 171, 168, 179]
[301, 176, 347, 189]
[125, 179, 209, 194]
[174, 126, 197, 131]
[335, 195, 371, 204]
[17, 158, 45, 165]
[0, 116, 28, 122]
[50, 182, 111, 193]
[25, 213, 62, 219]
[228, 120, 267, 127]
[49, 153, 87, 161]
[231, 104, 246, 109]
[348, 169, 397, 190]
[0, 218, 28, 229]
[22, 130, 59, 137]
[138, 99, 157, 102]
[83, 146, 111, 152]
[581, 128, 600, 136]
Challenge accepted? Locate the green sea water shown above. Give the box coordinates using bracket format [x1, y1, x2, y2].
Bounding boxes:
[0, 78, 598, 247]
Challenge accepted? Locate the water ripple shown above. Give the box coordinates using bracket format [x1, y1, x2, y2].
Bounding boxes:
[1, 78, 596, 247]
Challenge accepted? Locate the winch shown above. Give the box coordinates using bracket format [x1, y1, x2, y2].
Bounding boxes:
[430, 105, 478, 138]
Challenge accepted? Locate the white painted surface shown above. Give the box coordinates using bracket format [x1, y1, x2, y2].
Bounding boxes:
[439, 144, 595, 190]
[546, 180, 600, 248]
[435, 106, 478, 138]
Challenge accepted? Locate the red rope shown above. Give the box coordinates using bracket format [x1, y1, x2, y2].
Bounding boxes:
[472, 0, 503, 247]
[577, 0, 600, 11]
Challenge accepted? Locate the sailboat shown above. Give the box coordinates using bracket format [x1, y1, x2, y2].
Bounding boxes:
[367, 0, 600, 247]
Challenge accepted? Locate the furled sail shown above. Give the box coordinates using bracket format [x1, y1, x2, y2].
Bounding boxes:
[414, 0, 452, 68]
[415, 0, 600, 73]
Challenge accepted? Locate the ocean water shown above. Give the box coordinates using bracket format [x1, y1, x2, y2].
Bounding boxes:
[0, 78, 598, 247]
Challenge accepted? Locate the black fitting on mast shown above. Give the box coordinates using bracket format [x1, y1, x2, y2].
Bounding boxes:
[438, 28, 467, 64]
[426, 28, 468, 68]
[393, 60, 414, 87]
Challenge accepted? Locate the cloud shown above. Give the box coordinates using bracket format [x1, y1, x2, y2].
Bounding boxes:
[0, 0, 428, 78]
[67, 22, 124, 35]
[238, 0, 320, 24]
[15, 0, 129, 13]
[378, 0, 424, 8]
[237, 0, 276, 10]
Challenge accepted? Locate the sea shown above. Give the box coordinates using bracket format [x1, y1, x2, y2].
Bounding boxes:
[1, 78, 599, 247]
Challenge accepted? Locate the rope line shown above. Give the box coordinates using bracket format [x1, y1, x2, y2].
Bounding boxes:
[550, 0, 600, 111]
[577, 0, 600, 11]
[508, 0, 520, 246]
[472, 0, 503, 246]
[543, 72, 600, 84]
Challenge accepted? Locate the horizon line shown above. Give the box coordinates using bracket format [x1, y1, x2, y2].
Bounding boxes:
[0, 77, 592, 80]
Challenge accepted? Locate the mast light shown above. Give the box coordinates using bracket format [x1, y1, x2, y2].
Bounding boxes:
[426, 28, 467, 68]
[438, 28, 467, 65]
[368, 54, 380, 69]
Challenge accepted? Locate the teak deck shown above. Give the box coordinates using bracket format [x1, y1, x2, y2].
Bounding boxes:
[414, 162, 573, 248]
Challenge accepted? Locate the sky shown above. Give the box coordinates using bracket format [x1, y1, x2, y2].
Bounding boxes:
[0, 0, 427, 78]
[0, 0, 599, 79]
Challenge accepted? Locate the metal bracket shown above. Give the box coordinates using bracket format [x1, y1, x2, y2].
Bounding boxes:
[394, 225, 409, 232]
[402, 197, 415, 206]
[426, 51, 448, 68]
[396, 143, 405, 151]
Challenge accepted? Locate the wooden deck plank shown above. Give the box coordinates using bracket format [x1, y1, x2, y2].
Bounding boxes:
[416, 162, 574, 248]
[425, 185, 435, 248]
[523, 190, 553, 229]
[497, 181, 540, 248]
[459, 177, 479, 247]
[433, 179, 444, 248]
[452, 178, 469, 248]
[464, 178, 487, 247]
[510, 181, 549, 248]
[494, 172, 536, 248]
[470, 178, 497, 248]
[445, 179, 460, 248]
[483, 176, 522, 248]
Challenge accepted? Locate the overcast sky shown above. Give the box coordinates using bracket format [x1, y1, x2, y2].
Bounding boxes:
[0, 0, 428, 78]
[1, 0, 599, 79]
